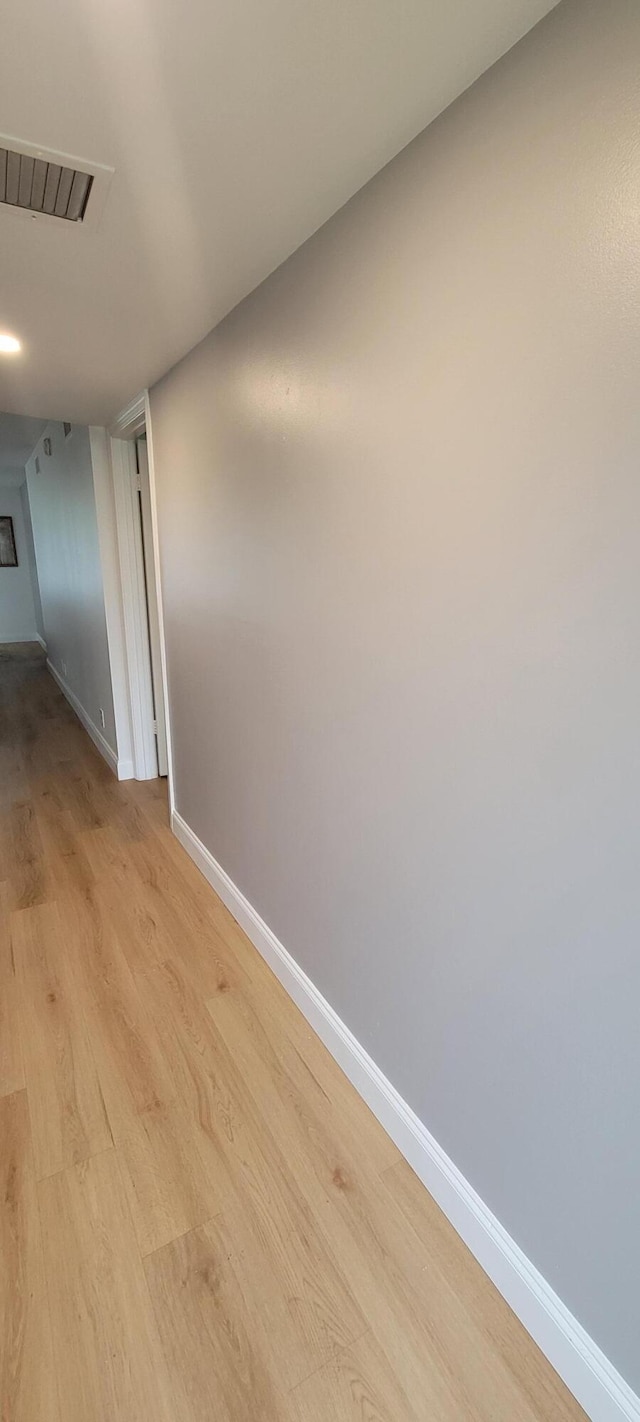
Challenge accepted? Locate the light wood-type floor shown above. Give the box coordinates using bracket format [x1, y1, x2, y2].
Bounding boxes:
[0, 642, 587, 1421]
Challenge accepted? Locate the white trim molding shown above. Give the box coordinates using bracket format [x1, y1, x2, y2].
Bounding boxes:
[89, 426, 135, 779]
[47, 659, 133, 779]
[171, 805, 640, 1422]
[143, 390, 175, 814]
[105, 390, 172, 787]
[109, 435, 157, 780]
[109, 393, 146, 440]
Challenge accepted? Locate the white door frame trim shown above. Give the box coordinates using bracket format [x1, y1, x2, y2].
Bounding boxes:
[89, 426, 135, 779]
[142, 389, 175, 812]
[109, 434, 156, 779]
[136, 434, 168, 778]
[111, 393, 146, 440]
[108, 392, 174, 798]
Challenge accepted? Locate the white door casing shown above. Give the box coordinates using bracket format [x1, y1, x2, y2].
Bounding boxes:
[136, 435, 168, 776]
[109, 432, 157, 780]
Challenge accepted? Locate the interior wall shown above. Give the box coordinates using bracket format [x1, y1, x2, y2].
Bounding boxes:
[149, 0, 640, 1388]
[25, 423, 117, 754]
[0, 483, 39, 643]
[20, 481, 44, 641]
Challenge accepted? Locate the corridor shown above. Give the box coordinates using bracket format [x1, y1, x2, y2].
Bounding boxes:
[0, 643, 585, 1421]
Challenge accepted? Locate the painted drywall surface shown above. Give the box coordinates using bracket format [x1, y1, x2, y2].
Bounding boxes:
[26, 423, 116, 753]
[0, 484, 39, 642]
[150, 0, 640, 1387]
[20, 482, 45, 641]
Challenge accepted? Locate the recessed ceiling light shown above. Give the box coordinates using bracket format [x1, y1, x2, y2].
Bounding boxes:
[0, 333, 21, 353]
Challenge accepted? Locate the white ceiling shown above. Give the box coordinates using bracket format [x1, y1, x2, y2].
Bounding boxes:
[0, 412, 46, 483]
[0, 0, 558, 426]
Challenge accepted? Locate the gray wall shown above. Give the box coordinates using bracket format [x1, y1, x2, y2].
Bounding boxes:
[150, 0, 640, 1387]
[26, 423, 117, 753]
[20, 481, 45, 642]
[0, 483, 39, 643]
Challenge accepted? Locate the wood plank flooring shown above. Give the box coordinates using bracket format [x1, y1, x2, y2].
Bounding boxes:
[0, 642, 587, 1421]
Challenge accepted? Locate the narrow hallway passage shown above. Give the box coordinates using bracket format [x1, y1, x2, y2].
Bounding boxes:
[0, 644, 585, 1421]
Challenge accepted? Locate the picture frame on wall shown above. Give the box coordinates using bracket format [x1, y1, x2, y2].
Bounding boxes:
[0, 516, 18, 567]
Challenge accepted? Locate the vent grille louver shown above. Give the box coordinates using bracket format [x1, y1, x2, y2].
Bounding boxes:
[0, 146, 93, 222]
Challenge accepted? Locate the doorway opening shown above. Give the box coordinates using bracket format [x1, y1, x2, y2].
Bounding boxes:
[135, 435, 168, 777]
[107, 395, 171, 791]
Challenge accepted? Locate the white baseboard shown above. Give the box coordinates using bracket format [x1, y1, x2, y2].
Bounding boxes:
[47, 659, 120, 779]
[171, 806, 639, 1422]
[36, 633, 47, 651]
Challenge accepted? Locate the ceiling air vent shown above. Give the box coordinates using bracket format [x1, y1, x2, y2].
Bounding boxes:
[0, 136, 113, 230]
[0, 147, 93, 221]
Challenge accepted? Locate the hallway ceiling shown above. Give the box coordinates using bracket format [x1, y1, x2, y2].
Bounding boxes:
[0, 0, 558, 426]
